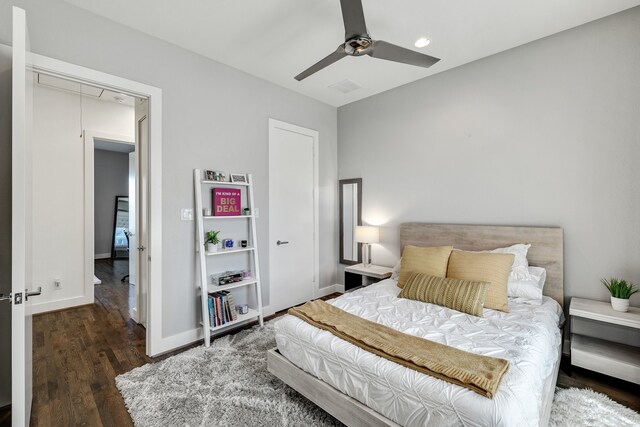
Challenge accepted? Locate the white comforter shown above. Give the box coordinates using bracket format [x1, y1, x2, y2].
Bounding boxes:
[274, 279, 563, 427]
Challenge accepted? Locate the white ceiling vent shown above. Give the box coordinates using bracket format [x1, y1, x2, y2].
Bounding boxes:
[328, 79, 361, 94]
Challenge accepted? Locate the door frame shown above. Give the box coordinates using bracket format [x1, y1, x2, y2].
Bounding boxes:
[29, 52, 165, 356]
[83, 131, 136, 317]
[267, 118, 320, 314]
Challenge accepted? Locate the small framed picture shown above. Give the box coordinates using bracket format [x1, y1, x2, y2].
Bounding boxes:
[230, 173, 247, 183]
[205, 170, 216, 181]
[214, 172, 227, 182]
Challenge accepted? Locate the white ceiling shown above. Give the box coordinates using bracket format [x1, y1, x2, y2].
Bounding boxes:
[64, 0, 640, 107]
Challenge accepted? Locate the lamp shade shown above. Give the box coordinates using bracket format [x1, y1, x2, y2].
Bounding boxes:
[355, 226, 379, 244]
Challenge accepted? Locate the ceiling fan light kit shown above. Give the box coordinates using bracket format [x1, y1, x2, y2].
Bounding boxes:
[295, 0, 440, 81]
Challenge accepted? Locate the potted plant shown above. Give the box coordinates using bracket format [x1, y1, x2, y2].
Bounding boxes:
[601, 277, 638, 312]
[205, 230, 220, 253]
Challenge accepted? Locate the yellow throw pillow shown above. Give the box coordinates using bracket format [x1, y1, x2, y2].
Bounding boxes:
[447, 250, 514, 312]
[398, 245, 453, 288]
[399, 272, 489, 317]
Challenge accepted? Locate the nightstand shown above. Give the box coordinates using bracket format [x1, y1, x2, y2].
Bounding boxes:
[344, 263, 393, 292]
[569, 297, 640, 384]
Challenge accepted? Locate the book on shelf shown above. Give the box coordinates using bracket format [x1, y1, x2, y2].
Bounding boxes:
[208, 291, 239, 327]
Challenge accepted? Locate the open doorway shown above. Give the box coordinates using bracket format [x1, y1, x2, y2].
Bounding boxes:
[30, 71, 150, 339]
[91, 135, 140, 326]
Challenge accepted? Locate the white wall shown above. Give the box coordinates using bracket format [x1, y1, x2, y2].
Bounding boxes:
[0, 0, 338, 348]
[338, 7, 640, 307]
[31, 84, 134, 313]
[94, 149, 129, 257]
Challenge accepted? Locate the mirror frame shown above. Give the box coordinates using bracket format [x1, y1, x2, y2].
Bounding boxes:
[339, 178, 362, 265]
[111, 195, 130, 259]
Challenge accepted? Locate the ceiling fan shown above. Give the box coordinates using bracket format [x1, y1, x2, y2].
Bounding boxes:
[295, 0, 440, 81]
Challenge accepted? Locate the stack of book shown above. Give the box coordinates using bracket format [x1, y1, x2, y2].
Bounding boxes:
[208, 291, 238, 328]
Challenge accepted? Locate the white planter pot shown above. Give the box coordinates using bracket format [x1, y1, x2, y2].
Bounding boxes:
[206, 243, 218, 253]
[610, 296, 630, 312]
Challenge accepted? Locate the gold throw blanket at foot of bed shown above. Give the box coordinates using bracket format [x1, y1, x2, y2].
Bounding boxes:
[288, 299, 509, 398]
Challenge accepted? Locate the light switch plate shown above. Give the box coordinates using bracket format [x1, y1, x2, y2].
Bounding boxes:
[181, 208, 193, 221]
[254, 207, 259, 218]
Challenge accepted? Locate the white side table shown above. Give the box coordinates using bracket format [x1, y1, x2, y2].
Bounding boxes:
[344, 264, 393, 292]
[570, 297, 640, 384]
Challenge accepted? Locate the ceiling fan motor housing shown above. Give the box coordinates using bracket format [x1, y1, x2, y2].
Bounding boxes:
[344, 37, 372, 56]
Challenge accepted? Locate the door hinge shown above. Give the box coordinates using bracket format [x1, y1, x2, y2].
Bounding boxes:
[14, 292, 23, 305]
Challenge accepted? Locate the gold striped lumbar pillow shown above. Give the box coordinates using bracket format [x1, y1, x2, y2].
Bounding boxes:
[399, 272, 489, 317]
[397, 245, 454, 288]
[447, 250, 514, 313]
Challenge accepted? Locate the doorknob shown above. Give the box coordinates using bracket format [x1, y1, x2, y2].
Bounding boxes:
[25, 286, 42, 301]
[276, 240, 289, 246]
[137, 245, 146, 251]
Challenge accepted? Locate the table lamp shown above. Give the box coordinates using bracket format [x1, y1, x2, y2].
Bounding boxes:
[355, 226, 379, 268]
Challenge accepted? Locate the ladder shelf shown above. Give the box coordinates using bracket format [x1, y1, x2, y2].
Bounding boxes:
[194, 169, 264, 347]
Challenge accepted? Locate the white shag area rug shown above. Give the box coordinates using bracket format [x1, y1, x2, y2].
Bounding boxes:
[116, 322, 640, 427]
[550, 387, 640, 427]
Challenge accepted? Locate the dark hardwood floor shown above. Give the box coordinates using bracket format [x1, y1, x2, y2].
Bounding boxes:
[0, 263, 637, 426]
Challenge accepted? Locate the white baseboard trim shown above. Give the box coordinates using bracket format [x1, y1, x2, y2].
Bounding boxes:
[263, 305, 276, 317]
[150, 328, 203, 357]
[94, 253, 111, 260]
[32, 295, 93, 314]
[316, 284, 340, 298]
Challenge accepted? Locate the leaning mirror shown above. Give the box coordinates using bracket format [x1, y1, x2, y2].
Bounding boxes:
[111, 196, 130, 259]
[339, 178, 362, 265]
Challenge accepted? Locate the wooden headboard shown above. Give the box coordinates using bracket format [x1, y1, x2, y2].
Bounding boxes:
[400, 223, 564, 307]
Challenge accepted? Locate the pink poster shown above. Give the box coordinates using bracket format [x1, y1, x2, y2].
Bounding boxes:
[213, 188, 241, 216]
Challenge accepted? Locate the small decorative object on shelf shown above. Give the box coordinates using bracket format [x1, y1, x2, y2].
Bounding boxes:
[230, 173, 247, 183]
[213, 188, 241, 216]
[237, 304, 249, 315]
[243, 208, 251, 216]
[601, 277, 638, 312]
[241, 240, 248, 248]
[205, 170, 227, 182]
[212, 270, 246, 286]
[203, 208, 212, 216]
[205, 230, 220, 253]
[223, 239, 235, 249]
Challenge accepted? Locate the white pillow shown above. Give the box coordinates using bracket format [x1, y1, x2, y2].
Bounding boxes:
[391, 259, 401, 280]
[483, 243, 532, 281]
[508, 266, 546, 303]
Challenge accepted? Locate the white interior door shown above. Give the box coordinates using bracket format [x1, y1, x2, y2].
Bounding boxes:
[268, 119, 318, 312]
[11, 7, 38, 427]
[128, 151, 138, 321]
[135, 100, 149, 328]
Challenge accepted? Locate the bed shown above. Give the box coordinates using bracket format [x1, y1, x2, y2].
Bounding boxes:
[268, 223, 564, 427]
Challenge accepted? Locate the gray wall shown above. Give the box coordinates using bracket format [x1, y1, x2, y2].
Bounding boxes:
[94, 149, 129, 257]
[0, 0, 338, 341]
[0, 45, 11, 407]
[338, 7, 640, 308]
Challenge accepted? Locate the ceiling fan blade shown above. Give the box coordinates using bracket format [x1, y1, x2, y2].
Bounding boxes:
[369, 40, 440, 68]
[295, 47, 347, 81]
[340, 0, 368, 39]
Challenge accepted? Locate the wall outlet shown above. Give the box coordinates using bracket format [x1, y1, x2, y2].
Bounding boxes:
[181, 208, 193, 221]
[54, 279, 61, 290]
[254, 207, 260, 218]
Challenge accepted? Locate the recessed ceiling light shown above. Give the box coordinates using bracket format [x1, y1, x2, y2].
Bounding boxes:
[414, 38, 431, 48]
